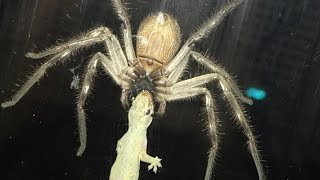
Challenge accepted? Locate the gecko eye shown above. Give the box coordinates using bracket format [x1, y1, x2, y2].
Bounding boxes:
[145, 109, 151, 115]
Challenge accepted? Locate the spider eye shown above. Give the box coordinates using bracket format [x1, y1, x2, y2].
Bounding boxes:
[145, 109, 151, 115]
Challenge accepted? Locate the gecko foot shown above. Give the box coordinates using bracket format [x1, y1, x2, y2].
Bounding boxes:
[148, 156, 162, 173]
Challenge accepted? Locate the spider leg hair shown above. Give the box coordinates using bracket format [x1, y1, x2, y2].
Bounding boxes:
[218, 77, 266, 180]
[164, 70, 264, 179]
[164, 0, 244, 74]
[27, 27, 128, 75]
[2, 27, 129, 109]
[153, 96, 167, 117]
[167, 52, 190, 86]
[1, 52, 72, 108]
[187, 0, 243, 43]
[76, 52, 132, 156]
[26, 27, 113, 59]
[191, 51, 253, 105]
[166, 87, 219, 180]
[111, 0, 137, 65]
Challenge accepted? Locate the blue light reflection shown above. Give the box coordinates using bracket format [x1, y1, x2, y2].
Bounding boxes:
[246, 87, 266, 100]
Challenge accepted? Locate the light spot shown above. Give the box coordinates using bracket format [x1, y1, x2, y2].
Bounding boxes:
[206, 97, 211, 107]
[236, 112, 242, 120]
[147, 59, 153, 65]
[246, 87, 266, 100]
[219, 82, 227, 91]
[156, 12, 165, 25]
[61, 51, 70, 58]
[137, 35, 149, 46]
[90, 31, 100, 37]
[69, 42, 78, 46]
[208, 123, 214, 131]
[92, 59, 98, 68]
[83, 85, 89, 94]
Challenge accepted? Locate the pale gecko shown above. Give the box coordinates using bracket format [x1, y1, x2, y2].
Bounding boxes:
[109, 90, 162, 180]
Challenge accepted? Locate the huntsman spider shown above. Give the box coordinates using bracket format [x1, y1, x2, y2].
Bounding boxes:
[2, 0, 265, 179]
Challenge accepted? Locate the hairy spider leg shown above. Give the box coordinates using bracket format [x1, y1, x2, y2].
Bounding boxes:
[76, 52, 132, 156]
[163, 0, 244, 75]
[218, 77, 265, 180]
[1, 27, 128, 109]
[111, 0, 137, 65]
[190, 51, 253, 105]
[149, 0, 249, 103]
[166, 52, 190, 85]
[1, 27, 133, 156]
[163, 71, 265, 180]
[166, 86, 219, 180]
[1, 52, 66, 108]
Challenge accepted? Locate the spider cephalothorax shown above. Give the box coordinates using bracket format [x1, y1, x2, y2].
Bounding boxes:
[123, 12, 181, 112]
[2, 0, 266, 179]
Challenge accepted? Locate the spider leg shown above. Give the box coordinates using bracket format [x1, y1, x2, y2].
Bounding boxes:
[2, 27, 129, 108]
[149, 51, 190, 85]
[120, 90, 130, 110]
[162, 72, 264, 179]
[111, 0, 137, 65]
[152, 95, 167, 117]
[76, 54, 99, 156]
[76, 52, 131, 156]
[167, 53, 190, 85]
[217, 77, 265, 180]
[163, 0, 244, 75]
[26, 27, 113, 59]
[106, 33, 129, 75]
[165, 87, 219, 180]
[27, 27, 128, 75]
[191, 51, 253, 105]
[170, 73, 218, 90]
[1, 52, 69, 108]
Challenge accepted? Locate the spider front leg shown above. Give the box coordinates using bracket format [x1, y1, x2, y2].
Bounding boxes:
[27, 26, 129, 75]
[76, 54, 99, 156]
[163, 0, 244, 75]
[2, 27, 128, 109]
[26, 27, 113, 59]
[111, 0, 137, 65]
[76, 52, 131, 156]
[1, 52, 66, 108]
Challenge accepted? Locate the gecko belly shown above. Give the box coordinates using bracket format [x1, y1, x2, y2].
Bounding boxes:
[109, 134, 144, 180]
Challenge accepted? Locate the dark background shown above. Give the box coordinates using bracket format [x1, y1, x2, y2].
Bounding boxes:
[0, 0, 320, 179]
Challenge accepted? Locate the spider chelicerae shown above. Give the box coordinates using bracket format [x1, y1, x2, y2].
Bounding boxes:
[2, 0, 265, 179]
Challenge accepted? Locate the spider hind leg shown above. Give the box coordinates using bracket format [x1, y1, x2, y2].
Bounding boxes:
[166, 87, 219, 180]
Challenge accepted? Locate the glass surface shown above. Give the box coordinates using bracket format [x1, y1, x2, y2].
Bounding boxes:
[0, 0, 319, 179]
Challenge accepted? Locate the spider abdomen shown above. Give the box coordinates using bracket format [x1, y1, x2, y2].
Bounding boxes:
[136, 12, 181, 74]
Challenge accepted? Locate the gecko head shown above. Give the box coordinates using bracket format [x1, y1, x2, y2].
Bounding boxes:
[128, 90, 154, 128]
